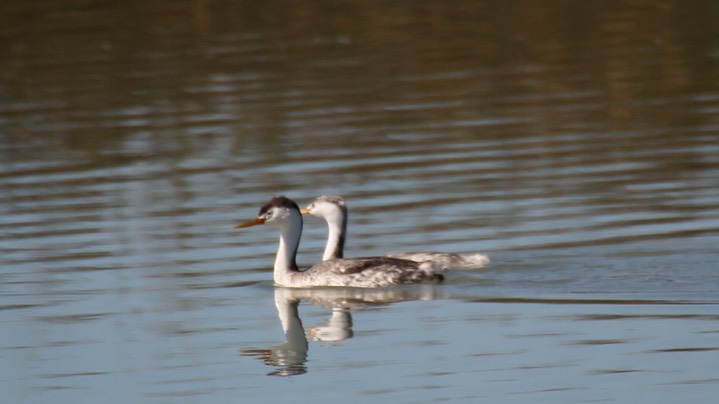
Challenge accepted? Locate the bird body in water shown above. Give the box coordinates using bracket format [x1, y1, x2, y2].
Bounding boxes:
[301, 195, 489, 269]
[235, 196, 444, 288]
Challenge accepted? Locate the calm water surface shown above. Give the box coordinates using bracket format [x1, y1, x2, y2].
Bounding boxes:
[2, 1, 719, 402]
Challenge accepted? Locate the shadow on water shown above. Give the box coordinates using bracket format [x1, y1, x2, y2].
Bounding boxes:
[240, 285, 442, 377]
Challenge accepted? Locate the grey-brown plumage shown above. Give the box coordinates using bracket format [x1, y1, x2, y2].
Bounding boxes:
[235, 196, 444, 288]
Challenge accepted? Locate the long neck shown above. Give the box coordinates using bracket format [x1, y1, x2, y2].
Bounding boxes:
[274, 215, 302, 284]
[322, 217, 346, 260]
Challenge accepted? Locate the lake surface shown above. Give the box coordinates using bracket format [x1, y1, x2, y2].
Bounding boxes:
[2, 0, 719, 402]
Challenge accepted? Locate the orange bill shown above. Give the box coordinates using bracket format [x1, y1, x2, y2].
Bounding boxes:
[299, 208, 311, 215]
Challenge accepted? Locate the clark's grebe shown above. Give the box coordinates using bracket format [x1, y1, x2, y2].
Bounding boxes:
[301, 195, 489, 269]
[235, 196, 444, 288]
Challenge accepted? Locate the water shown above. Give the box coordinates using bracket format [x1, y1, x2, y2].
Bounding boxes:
[2, 0, 719, 402]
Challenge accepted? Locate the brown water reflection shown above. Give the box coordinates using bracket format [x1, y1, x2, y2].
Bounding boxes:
[3, 1, 719, 141]
[2, 0, 719, 402]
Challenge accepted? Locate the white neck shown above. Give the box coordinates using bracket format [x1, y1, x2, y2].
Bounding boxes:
[273, 213, 302, 285]
[322, 219, 346, 261]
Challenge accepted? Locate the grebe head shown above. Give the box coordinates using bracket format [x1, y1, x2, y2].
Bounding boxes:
[300, 195, 347, 225]
[235, 196, 302, 231]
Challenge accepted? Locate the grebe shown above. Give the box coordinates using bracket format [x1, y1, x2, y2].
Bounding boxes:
[235, 196, 444, 288]
[301, 195, 490, 269]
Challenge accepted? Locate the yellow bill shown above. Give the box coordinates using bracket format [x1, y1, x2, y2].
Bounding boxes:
[234, 217, 266, 228]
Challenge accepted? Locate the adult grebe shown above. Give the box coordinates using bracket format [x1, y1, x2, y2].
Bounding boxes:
[235, 196, 444, 288]
[301, 195, 490, 269]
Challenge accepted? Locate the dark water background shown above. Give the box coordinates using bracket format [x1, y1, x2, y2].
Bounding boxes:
[2, 1, 719, 402]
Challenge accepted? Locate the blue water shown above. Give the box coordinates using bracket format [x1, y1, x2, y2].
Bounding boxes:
[2, 0, 719, 402]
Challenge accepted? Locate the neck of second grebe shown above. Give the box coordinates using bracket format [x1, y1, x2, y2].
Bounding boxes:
[322, 212, 347, 261]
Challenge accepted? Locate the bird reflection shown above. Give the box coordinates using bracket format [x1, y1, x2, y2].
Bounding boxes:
[240, 290, 308, 376]
[240, 285, 442, 377]
[308, 308, 353, 342]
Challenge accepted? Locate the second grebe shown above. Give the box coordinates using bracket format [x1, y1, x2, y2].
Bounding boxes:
[235, 196, 444, 288]
[301, 195, 490, 269]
